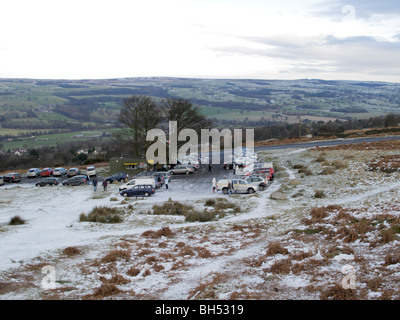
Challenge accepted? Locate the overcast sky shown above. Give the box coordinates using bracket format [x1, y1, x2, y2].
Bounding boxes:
[1, 0, 399, 82]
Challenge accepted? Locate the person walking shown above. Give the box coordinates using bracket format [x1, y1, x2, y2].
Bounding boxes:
[102, 179, 107, 191]
[165, 177, 169, 189]
[93, 177, 98, 192]
[212, 178, 216, 193]
[208, 164, 212, 173]
[227, 181, 232, 196]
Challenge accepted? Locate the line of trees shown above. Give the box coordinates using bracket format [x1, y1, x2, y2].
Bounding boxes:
[112, 96, 212, 158]
[253, 113, 400, 141]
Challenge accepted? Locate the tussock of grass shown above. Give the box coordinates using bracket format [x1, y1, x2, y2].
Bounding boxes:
[314, 190, 325, 198]
[62, 247, 81, 256]
[80, 206, 122, 224]
[266, 242, 289, 256]
[9, 215, 25, 225]
[151, 200, 238, 222]
[101, 250, 131, 263]
[142, 226, 173, 238]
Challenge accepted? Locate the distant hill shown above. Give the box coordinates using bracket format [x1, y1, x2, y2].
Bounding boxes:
[0, 77, 399, 132]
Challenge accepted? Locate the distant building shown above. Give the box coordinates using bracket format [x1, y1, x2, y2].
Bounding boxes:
[109, 157, 150, 174]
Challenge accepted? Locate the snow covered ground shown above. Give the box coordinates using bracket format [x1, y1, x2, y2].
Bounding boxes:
[1, 140, 400, 300]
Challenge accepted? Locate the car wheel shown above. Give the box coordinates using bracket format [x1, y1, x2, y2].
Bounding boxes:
[144, 192, 149, 197]
[248, 188, 255, 194]
[222, 188, 228, 194]
[123, 192, 129, 197]
[259, 185, 264, 191]
[170, 171, 174, 175]
[185, 171, 189, 175]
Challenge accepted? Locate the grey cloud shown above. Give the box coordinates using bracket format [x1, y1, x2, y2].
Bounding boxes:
[210, 34, 400, 79]
[310, 0, 400, 20]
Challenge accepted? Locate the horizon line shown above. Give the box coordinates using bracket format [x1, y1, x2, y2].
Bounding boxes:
[0, 76, 398, 84]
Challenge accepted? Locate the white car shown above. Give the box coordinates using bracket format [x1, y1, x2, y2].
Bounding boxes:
[119, 178, 155, 191]
[86, 166, 96, 177]
[216, 178, 257, 194]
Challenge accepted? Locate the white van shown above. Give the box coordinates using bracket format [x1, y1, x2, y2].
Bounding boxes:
[119, 178, 155, 192]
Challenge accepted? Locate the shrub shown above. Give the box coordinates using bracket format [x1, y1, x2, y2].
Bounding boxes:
[320, 167, 335, 175]
[332, 160, 348, 169]
[152, 200, 227, 222]
[91, 283, 121, 298]
[315, 154, 325, 162]
[80, 206, 122, 223]
[9, 215, 25, 225]
[63, 246, 81, 256]
[101, 250, 131, 263]
[266, 242, 289, 256]
[269, 258, 292, 274]
[83, 157, 107, 165]
[152, 201, 193, 216]
[127, 267, 141, 276]
[204, 198, 240, 213]
[384, 253, 400, 265]
[314, 190, 325, 198]
[185, 210, 216, 222]
[142, 226, 173, 238]
[320, 284, 356, 300]
[205, 199, 216, 206]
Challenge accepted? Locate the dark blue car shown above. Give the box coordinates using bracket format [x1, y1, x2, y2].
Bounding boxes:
[105, 172, 129, 184]
[120, 185, 155, 197]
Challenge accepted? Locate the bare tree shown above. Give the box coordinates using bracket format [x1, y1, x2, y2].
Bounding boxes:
[161, 98, 212, 133]
[113, 95, 163, 157]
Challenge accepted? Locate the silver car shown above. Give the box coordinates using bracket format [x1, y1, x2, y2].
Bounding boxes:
[168, 164, 195, 175]
[27, 168, 41, 178]
[0, 176, 4, 186]
[53, 167, 67, 176]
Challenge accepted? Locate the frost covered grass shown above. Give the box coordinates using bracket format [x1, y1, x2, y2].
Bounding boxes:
[1, 139, 400, 300]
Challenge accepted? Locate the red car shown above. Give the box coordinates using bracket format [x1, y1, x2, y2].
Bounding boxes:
[40, 168, 53, 177]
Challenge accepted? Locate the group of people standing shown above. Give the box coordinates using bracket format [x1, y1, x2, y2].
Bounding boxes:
[91, 177, 108, 192]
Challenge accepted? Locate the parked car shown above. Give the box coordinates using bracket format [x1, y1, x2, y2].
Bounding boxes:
[245, 176, 268, 191]
[0, 176, 4, 186]
[119, 178, 156, 191]
[253, 163, 275, 180]
[40, 168, 53, 177]
[223, 161, 234, 170]
[62, 175, 88, 186]
[35, 178, 60, 187]
[27, 168, 41, 178]
[252, 169, 273, 182]
[153, 176, 163, 188]
[120, 185, 155, 197]
[179, 159, 200, 170]
[216, 178, 257, 194]
[4, 172, 21, 183]
[67, 168, 81, 177]
[53, 167, 67, 176]
[134, 171, 155, 178]
[168, 164, 195, 175]
[156, 171, 171, 181]
[86, 166, 96, 177]
[105, 172, 129, 184]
